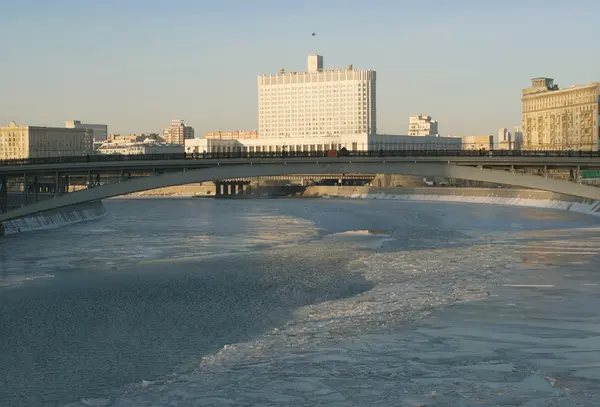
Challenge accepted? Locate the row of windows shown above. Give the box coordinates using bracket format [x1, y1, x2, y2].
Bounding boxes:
[524, 97, 598, 112]
[260, 83, 369, 89]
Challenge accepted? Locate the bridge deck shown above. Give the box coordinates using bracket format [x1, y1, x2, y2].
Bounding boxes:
[0, 156, 599, 176]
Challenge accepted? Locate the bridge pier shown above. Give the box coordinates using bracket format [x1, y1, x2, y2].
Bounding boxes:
[214, 181, 250, 198]
[87, 172, 102, 188]
[23, 174, 38, 204]
[54, 173, 70, 197]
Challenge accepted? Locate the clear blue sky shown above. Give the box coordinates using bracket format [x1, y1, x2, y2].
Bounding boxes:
[1, 0, 598, 136]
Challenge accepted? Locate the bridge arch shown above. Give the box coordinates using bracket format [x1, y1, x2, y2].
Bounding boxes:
[2, 162, 600, 221]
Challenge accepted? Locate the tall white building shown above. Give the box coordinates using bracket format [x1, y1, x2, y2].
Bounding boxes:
[408, 115, 438, 136]
[258, 54, 376, 139]
[66, 120, 108, 142]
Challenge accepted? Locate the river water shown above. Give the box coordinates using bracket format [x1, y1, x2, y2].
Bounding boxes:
[1, 198, 600, 406]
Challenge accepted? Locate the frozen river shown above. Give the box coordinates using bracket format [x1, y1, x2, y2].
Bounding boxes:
[1, 198, 600, 406]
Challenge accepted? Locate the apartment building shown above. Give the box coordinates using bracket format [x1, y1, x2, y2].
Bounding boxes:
[164, 120, 195, 145]
[408, 115, 439, 136]
[522, 77, 600, 150]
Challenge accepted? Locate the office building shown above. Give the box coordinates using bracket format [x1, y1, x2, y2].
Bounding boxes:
[408, 115, 439, 136]
[258, 54, 376, 139]
[0, 121, 93, 160]
[513, 126, 524, 150]
[65, 120, 108, 142]
[522, 78, 600, 150]
[164, 120, 195, 145]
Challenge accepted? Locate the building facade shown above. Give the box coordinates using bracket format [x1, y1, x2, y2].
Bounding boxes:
[258, 54, 376, 139]
[408, 115, 439, 136]
[204, 131, 259, 140]
[459, 135, 493, 150]
[186, 134, 461, 154]
[0, 121, 93, 160]
[66, 120, 108, 142]
[497, 128, 513, 150]
[164, 120, 195, 145]
[522, 78, 600, 150]
[513, 126, 524, 150]
[98, 142, 184, 155]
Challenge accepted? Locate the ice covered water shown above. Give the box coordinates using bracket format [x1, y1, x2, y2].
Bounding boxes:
[1, 198, 600, 406]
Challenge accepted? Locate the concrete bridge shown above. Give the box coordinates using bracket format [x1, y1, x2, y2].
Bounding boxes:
[1, 155, 600, 222]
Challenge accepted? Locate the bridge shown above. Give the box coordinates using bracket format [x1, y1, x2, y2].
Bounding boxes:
[1, 150, 599, 222]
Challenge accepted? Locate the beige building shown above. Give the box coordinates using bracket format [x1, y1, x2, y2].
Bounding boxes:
[459, 135, 493, 150]
[0, 121, 93, 160]
[522, 78, 600, 151]
[164, 120, 195, 145]
[408, 115, 438, 136]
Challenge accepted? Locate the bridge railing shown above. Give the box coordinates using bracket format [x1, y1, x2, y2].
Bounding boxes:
[0, 148, 599, 167]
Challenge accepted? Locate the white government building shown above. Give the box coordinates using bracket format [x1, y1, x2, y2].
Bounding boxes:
[187, 54, 460, 154]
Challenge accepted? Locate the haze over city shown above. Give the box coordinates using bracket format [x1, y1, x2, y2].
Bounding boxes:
[2, 0, 599, 136]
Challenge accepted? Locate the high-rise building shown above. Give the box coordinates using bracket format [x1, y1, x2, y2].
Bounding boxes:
[513, 125, 524, 150]
[0, 121, 93, 159]
[164, 120, 195, 145]
[65, 120, 108, 142]
[521, 78, 600, 150]
[258, 54, 376, 139]
[497, 128, 512, 150]
[408, 115, 438, 136]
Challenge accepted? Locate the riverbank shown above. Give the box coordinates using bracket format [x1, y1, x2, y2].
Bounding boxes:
[0, 200, 107, 236]
[117, 184, 600, 218]
[300, 186, 600, 218]
[4, 186, 599, 237]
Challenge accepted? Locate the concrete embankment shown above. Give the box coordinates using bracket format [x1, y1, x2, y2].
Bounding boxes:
[118, 184, 215, 198]
[0, 200, 107, 236]
[300, 186, 600, 218]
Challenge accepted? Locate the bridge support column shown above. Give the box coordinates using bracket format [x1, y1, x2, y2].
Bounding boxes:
[54, 172, 60, 197]
[33, 176, 39, 203]
[576, 165, 581, 183]
[54, 173, 70, 197]
[23, 173, 35, 205]
[0, 175, 7, 213]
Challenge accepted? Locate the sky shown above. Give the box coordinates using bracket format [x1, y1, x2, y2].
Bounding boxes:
[1, 0, 599, 137]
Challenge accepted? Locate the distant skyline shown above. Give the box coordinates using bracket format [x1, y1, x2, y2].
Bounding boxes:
[1, 0, 599, 136]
